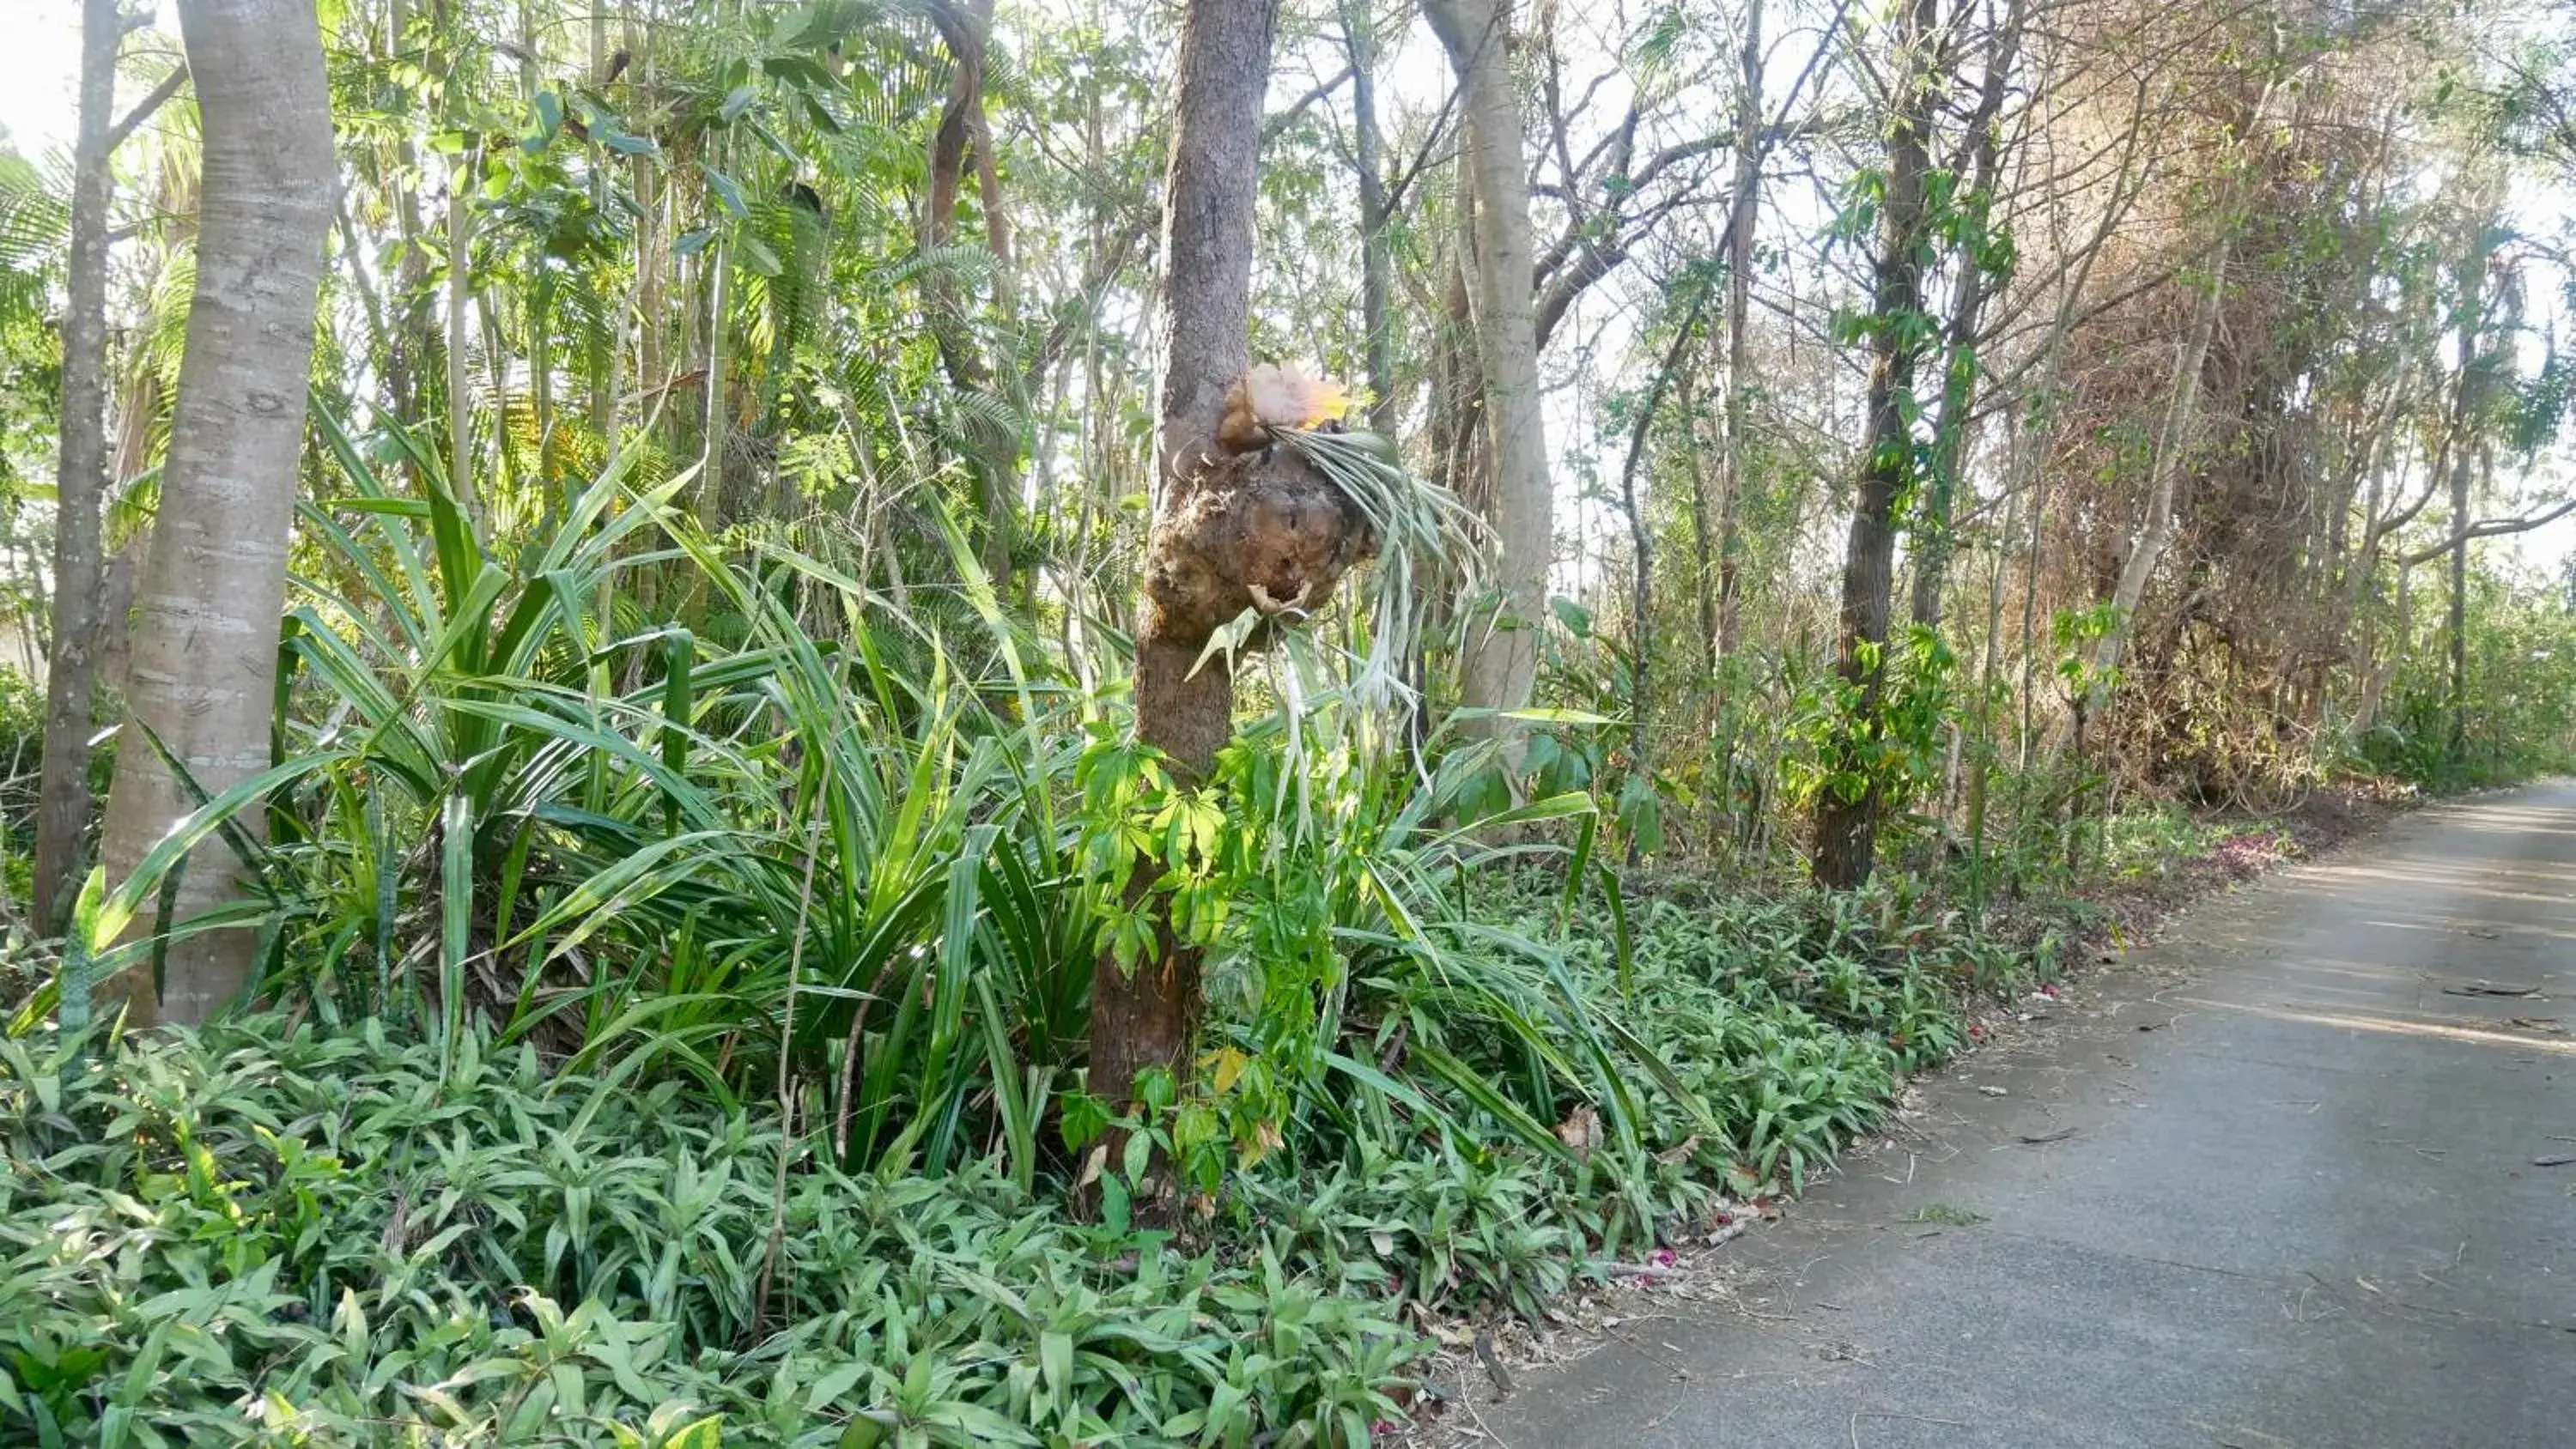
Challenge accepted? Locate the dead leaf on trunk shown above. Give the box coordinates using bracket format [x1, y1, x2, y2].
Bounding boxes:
[2440, 981, 2541, 997]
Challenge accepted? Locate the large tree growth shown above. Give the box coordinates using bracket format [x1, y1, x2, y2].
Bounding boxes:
[1087, 0, 1376, 1116]
[94, 0, 335, 1026]
[1813, 0, 1941, 890]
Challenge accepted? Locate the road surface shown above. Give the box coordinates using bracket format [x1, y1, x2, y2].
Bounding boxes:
[1477, 785, 2576, 1447]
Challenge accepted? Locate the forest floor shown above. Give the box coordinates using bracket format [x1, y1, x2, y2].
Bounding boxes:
[1406, 781, 2576, 1447]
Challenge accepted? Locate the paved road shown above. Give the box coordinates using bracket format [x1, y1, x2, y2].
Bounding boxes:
[1480, 785, 2576, 1448]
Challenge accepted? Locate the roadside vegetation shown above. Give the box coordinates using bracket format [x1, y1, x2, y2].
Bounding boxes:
[3, 0, 2576, 1444]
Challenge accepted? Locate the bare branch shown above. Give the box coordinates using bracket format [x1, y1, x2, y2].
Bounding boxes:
[106, 63, 188, 153]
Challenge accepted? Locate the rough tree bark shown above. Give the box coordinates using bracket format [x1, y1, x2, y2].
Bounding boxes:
[1813, 0, 1937, 892]
[1090, 0, 1376, 1116]
[1424, 0, 1551, 744]
[33, 0, 131, 932]
[95, 0, 334, 1027]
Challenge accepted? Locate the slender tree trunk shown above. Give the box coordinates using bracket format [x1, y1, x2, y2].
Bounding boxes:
[701, 233, 729, 513]
[385, 0, 430, 428]
[1716, 0, 1763, 665]
[2445, 231, 2495, 756]
[1682, 366, 1720, 676]
[923, 0, 1017, 589]
[2078, 78, 2277, 737]
[1088, 0, 1282, 1117]
[33, 0, 129, 932]
[1910, 0, 2024, 631]
[2357, 561, 2409, 733]
[96, 0, 333, 1027]
[1617, 312, 1703, 779]
[1813, 0, 1936, 892]
[447, 143, 478, 524]
[588, 5, 620, 476]
[1343, 0, 1396, 438]
[2079, 234, 2231, 736]
[1424, 0, 1551, 743]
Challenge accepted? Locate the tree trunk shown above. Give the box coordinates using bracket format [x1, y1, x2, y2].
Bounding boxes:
[2079, 231, 2231, 734]
[446, 142, 479, 526]
[1909, 0, 2024, 632]
[95, 0, 334, 1027]
[588, 3, 620, 475]
[1618, 314, 1703, 780]
[1716, 0, 1763, 665]
[1343, 0, 1396, 438]
[33, 0, 127, 932]
[923, 0, 1017, 591]
[386, 0, 431, 429]
[2445, 232, 2496, 757]
[1424, 0, 1551, 743]
[1813, 0, 1935, 892]
[1682, 366, 1720, 676]
[2078, 77, 2278, 736]
[1087, 0, 1283, 1117]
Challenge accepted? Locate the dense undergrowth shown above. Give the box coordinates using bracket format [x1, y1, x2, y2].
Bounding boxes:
[0, 432, 2422, 1446]
[0, 870, 2055, 1448]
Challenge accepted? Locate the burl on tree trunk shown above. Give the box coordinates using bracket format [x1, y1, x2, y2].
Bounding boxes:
[1088, 407, 1374, 1117]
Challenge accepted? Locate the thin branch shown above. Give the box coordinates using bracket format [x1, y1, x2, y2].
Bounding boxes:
[2397, 497, 2576, 568]
[1265, 64, 1355, 142]
[106, 64, 189, 153]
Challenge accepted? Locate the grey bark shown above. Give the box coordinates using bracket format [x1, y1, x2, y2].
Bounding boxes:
[1342, 0, 1396, 437]
[1716, 0, 1764, 664]
[1424, 0, 1552, 743]
[33, 0, 130, 931]
[446, 143, 479, 526]
[95, 0, 334, 1027]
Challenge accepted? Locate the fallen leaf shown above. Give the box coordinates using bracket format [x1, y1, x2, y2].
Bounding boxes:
[1556, 1104, 1601, 1161]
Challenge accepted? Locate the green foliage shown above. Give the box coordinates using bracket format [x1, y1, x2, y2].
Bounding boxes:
[1785, 627, 1961, 822]
[21, 430, 2088, 1439]
[2364, 562, 2576, 786]
[0, 1017, 1413, 1446]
